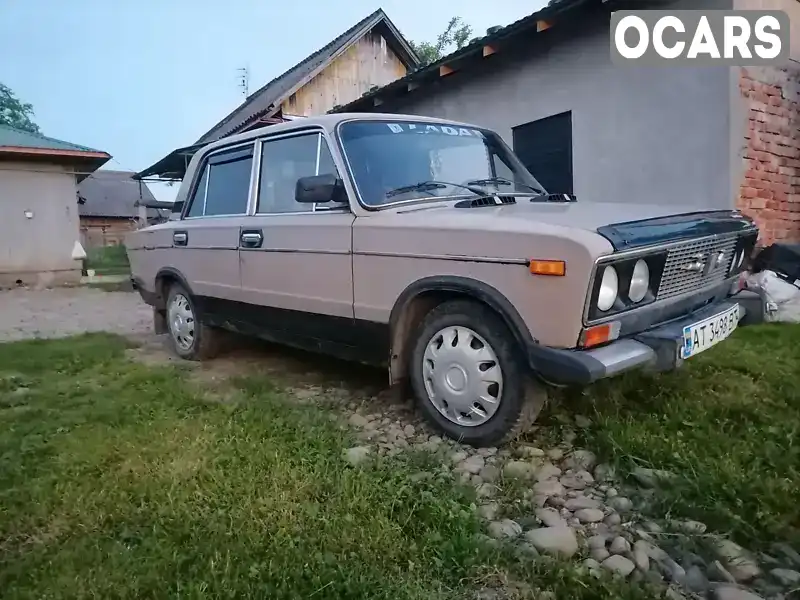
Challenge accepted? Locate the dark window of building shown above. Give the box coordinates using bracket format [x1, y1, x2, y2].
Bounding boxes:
[512, 111, 573, 194]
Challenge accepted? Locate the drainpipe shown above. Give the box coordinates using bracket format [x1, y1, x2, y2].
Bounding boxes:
[137, 201, 148, 227]
[137, 180, 147, 227]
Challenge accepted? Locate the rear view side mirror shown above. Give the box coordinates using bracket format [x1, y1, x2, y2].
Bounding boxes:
[295, 174, 346, 204]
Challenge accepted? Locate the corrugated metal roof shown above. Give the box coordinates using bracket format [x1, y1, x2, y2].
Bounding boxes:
[196, 8, 419, 144]
[134, 142, 204, 181]
[0, 123, 104, 154]
[77, 170, 162, 219]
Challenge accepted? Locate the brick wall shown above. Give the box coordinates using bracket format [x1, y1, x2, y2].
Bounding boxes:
[737, 65, 800, 245]
[80, 217, 137, 248]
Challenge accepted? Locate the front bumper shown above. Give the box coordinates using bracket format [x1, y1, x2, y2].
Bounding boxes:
[527, 290, 763, 386]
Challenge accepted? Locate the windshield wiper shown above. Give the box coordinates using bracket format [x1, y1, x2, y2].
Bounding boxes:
[466, 177, 545, 195]
[385, 180, 487, 199]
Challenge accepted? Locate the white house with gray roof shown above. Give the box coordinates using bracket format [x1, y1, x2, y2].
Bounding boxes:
[77, 170, 164, 248]
[0, 124, 110, 288]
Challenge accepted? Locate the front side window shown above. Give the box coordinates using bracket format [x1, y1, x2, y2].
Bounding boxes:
[257, 132, 342, 214]
[185, 144, 253, 217]
[337, 120, 544, 207]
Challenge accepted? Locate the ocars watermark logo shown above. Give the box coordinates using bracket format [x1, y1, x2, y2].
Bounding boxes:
[610, 10, 790, 65]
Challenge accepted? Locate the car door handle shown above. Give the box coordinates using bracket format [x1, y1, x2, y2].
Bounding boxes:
[173, 231, 188, 246]
[241, 230, 263, 248]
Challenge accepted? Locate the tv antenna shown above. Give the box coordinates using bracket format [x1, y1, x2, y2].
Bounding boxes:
[237, 67, 249, 97]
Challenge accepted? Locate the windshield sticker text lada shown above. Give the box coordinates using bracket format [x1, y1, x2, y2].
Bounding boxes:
[385, 123, 484, 137]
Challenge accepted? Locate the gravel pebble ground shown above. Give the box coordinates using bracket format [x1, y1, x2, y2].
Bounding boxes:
[342, 409, 800, 600]
[0, 287, 153, 343]
[3, 286, 798, 600]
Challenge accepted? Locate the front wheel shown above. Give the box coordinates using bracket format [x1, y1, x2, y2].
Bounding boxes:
[409, 300, 545, 447]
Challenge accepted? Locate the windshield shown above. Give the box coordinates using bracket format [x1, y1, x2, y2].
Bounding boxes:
[337, 120, 545, 207]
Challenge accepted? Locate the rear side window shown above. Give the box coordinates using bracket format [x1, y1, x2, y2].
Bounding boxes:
[185, 144, 254, 217]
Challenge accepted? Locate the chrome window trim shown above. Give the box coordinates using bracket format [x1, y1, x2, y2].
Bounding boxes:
[182, 214, 256, 221]
[181, 140, 256, 220]
[201, 164, 210, 215]
[253, 125, 327, 144]
[314, 133, 323, 174]
[248, 208, 351, 218]
[581, 228, 758, 326]
[312, 133, 323, 213]
[246, 138, 263, 216]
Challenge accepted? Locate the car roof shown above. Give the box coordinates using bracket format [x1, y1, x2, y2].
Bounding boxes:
[201, 112, 485, 153]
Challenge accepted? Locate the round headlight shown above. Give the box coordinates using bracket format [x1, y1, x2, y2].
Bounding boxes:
[597, 266, 619, 312]
[629, 259, 650, 303]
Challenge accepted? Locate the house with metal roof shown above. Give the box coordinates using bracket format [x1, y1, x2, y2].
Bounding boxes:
[0, 124, 111, 287]
[138, 8, 418, 181]
[337, 0, 800, 245]
[77, 170, 166, 248]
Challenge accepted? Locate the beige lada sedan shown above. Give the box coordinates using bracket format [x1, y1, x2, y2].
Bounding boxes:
[127, 113, 760, 446]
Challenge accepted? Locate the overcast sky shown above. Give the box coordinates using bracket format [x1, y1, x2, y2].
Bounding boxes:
[0, 1, 546, 200]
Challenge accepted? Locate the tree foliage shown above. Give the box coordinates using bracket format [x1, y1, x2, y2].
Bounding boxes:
[410, 17, 473, 67]
[0, 83, 40, 133]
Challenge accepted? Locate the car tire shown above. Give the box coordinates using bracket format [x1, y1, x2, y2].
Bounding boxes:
[409, 299, 545, 447]
[165, 283, 221, 360]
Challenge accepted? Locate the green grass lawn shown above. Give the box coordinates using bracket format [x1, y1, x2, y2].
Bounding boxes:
[84, 245, 130, 276]
[0, 334, 654, 600]
[558, 323, 800, 550]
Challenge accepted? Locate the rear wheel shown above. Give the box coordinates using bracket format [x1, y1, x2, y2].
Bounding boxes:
[165, 283, 221, 360]
[409, 300, 545, 447]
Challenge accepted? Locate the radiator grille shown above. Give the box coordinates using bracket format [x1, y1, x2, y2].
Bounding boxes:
[656, 235, 738, 301]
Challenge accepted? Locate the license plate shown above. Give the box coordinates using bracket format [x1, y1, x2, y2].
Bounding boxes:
[682, 305, 739, 359]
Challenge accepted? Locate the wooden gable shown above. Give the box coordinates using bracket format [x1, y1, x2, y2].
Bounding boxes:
[196, 9, 418, 143]
[281, 30, 410, 117]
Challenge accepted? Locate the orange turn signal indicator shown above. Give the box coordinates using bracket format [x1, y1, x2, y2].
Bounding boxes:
[579, 321, 621, 348]
[529, 259, 566, 276]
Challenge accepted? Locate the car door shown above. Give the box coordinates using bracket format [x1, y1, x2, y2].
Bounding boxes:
[171, 142, 255, 308]
[238, 130, 359, 356]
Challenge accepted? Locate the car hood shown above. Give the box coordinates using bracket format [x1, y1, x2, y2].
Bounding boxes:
[392, 199, 756, 251]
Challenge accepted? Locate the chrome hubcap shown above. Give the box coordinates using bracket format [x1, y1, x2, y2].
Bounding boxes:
[168, 293, 195, 351]
[422, 326, 503, 427]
